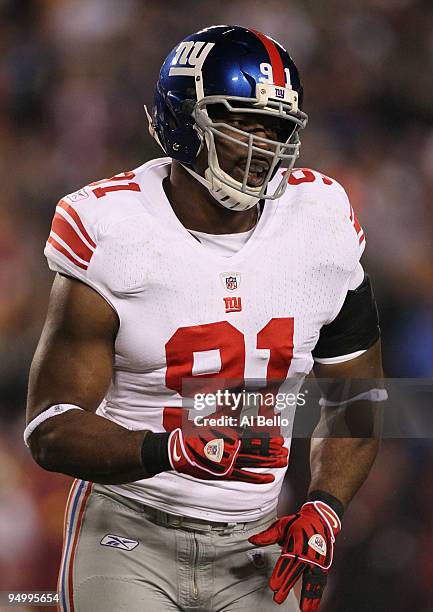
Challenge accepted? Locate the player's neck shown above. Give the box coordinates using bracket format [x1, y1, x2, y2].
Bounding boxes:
[163, 162, 258, 235]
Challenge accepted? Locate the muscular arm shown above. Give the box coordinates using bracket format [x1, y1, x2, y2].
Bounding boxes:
[26, 274, 151, 484]
[310, 340, 383, 508]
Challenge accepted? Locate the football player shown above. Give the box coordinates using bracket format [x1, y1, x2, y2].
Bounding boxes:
[26, 26, 384, 611]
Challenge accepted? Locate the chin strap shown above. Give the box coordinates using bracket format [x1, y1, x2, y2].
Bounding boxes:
[182, 164, 260, 211]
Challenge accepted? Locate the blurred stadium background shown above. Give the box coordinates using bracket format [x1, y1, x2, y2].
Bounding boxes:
[0, 0, 432, 610]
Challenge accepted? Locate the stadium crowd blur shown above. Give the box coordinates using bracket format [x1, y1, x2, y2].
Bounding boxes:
[0, 0, 432, 610]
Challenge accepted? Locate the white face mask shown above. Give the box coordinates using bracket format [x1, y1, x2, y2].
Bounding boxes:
[184, 85, 307, 211]
[146, 83, 308, 211]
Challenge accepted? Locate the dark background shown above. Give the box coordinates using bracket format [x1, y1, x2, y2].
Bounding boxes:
[0, 0, 432, 610]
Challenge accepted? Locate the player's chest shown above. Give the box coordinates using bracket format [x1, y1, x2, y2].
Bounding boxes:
[112, 228, 342, 376]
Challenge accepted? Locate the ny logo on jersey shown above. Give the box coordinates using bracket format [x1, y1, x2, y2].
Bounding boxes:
[224, 296, 242, 313]
[169, 41, 215, 77]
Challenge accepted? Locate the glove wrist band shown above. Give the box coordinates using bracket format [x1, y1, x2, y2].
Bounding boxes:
[308, 489, 345, 520]
[140, 431, 171, 476]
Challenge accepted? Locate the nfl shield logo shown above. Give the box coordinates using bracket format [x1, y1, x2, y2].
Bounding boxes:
[226, 276, 238, 290]
[220, 272, 241, 292]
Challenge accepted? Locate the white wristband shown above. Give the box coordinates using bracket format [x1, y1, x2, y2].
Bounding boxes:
[24, 404, 84, 447]
[319, 388, 388, 408]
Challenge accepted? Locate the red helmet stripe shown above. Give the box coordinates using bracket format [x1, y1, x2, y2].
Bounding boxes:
[250, 29, 285, 86]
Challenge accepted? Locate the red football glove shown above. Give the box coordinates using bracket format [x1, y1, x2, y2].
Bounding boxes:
[168, 428, 288, 483]
[248, 501, 341, 609]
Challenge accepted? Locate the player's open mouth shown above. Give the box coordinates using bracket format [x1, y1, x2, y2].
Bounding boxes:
[238, 159, 270, 187]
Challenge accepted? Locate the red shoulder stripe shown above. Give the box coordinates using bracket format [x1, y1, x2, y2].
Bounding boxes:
[349, 205, 365, 245]
[250, 29, 285, 86]
[57, 200, 96, 249]
[47, 236, 88, 270]
[51, 213, 94, 263]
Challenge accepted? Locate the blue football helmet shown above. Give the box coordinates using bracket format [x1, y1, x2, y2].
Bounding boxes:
[147, 25, 308, 211]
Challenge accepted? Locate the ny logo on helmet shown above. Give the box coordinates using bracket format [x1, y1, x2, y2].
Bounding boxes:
[169, 41, 215, 77]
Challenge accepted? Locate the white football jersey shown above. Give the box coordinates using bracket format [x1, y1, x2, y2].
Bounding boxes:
[44, 159, 365, 522]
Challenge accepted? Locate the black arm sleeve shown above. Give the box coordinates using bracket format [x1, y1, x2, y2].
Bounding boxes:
[312, 274, 380, 360]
